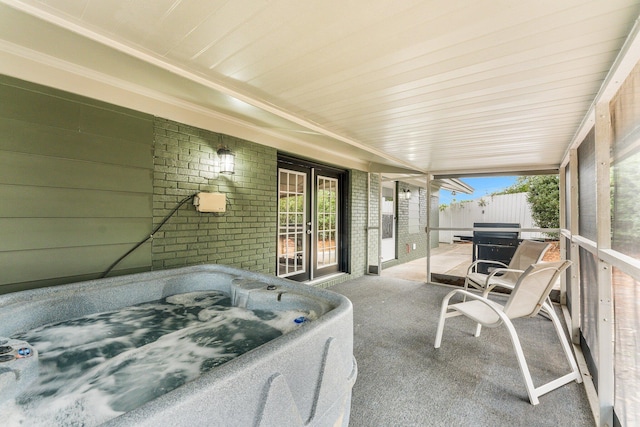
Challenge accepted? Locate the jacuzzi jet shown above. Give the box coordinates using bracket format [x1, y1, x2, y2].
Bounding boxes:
[266, 284, 277, 290]
[0, 338, 39, 406]
[17, 347, 33, 358]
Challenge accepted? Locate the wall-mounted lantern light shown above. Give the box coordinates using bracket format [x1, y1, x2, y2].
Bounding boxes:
[401, 188, 412, 200]
[217, 147, 235, 174]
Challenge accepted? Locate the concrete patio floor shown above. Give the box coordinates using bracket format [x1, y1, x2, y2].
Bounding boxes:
[382, 242, 562, 295]
[382, 242, 472, 282]
[329, 274, 593, 426]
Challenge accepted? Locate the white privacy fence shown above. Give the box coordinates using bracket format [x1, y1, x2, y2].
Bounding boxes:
[438, 192, 545, 243]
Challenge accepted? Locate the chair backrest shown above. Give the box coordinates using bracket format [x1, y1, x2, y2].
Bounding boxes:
[499, 240, 552, 283]
[503, 260, 572, 319]
[508, 240, 552, 270]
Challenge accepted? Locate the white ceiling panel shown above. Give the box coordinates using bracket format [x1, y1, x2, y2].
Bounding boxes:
[2, 0, 640, 175]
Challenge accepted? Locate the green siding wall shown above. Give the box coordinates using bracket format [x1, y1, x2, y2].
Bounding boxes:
[0, 75, 371, 294]
[0, 75, 154, 293]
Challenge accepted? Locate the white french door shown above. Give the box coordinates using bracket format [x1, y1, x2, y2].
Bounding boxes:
[277, 168, 307, 279]
[277, 157, 344, 281]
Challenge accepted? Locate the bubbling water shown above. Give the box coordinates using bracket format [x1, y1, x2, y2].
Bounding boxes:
[3, 291, 315, 426]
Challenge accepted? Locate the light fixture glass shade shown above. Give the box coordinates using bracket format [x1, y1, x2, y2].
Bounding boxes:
[217, 148, 235, 174]
[405, 189, 411, 200]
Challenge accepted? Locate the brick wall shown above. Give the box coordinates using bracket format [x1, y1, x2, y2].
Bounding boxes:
[150, 117, 430, 283]
[151, 117, 372, 284]
[349, 170, 368, 277]
[0, 75, 423, 290]
[393, 184, 428, 266]
[152, 118, 277, 274]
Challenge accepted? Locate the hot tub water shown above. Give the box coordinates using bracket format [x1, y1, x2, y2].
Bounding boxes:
[0, 265, 356, 427]
[3, 291, 315, 426]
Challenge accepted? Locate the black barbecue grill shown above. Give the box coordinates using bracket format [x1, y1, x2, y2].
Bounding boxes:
[472, 222, 522, 274]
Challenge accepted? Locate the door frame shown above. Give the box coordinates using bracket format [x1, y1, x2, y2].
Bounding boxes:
[277, 155, 349, 282]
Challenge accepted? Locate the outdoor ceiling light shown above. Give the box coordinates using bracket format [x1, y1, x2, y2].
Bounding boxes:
[217, 147, 235, 174]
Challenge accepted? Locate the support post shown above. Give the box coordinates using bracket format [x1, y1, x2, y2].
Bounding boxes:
[595, 101, 613, 427]
[559, 163, 567, 305]
[426, 174, 432, 283]
[569, 148, 581, 344]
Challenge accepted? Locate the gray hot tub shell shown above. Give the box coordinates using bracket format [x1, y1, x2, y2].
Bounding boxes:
[0, 264, 357, 426]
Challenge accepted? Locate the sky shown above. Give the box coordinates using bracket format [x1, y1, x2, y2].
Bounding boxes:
[438, 176, 517, 205]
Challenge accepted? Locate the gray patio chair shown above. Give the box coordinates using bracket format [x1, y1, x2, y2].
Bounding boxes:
[464, 239, 551, 297]
[434, 260, 581, 405]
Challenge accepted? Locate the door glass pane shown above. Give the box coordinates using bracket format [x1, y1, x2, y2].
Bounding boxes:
[381, 183, 396, 261]
[278, 169, 306, 277]
[317, 176, 338, 269]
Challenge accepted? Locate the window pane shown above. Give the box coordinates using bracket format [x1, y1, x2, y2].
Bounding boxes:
[278, 169, 306, 277]
[317, 177, 338, 269]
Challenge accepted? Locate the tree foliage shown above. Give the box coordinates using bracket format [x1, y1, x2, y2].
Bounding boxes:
[526, 175, 560, 231]
[279, 190, 337, 230]
[495, 176, 530, 195]
[494, 175, 560, 236]
[440, 176, 560, 238]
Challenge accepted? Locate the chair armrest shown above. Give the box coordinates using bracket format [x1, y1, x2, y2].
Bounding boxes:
[485, 267, 525, 284]
[442, 289, 497, 308]
[482, 268, 525, 296]
[440, 289, 509, 326]
[466, 259, 509, 274]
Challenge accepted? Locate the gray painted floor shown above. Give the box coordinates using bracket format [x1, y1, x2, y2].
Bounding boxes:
[329, 275, 593, 427]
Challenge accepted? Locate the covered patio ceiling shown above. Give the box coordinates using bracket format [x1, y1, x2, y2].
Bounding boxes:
[1, 0, 639, 176]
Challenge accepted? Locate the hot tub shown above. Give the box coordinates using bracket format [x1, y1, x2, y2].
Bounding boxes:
[0, 265, 357, 426]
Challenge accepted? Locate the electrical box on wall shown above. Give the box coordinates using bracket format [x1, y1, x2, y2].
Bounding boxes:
[194, 192, 226, 213]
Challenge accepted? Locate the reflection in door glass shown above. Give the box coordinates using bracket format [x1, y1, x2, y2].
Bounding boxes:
[317, 176, 338, 269]
[278, 169, 306, 276]
[381, 184, 396, 262]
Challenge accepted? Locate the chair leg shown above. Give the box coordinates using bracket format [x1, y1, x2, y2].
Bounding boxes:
[542, 303, 583, 385]
[462, 277, 470, 302]
[537, 297, 554, 321]
[473, 287, 495, 337]
[474, 323, 482, 337]
[502, 319, 540, 405]
[434, 290, 463, 348]
[502, 305, 583, 405]
[434, 298, 450, 348]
